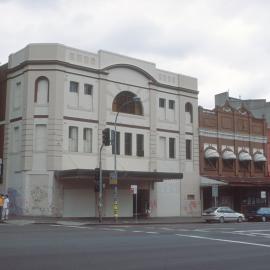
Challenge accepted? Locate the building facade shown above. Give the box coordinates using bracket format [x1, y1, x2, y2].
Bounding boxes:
[199, 102, 270, 215]
[0, 43, 201, 217]
[0, 64, 7, 184]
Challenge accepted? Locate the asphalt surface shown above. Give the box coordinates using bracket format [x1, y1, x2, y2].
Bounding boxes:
[1, 222, 270, 270]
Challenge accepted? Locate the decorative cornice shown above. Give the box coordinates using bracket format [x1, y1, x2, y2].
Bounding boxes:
[199, 128, 267, 143]
[63, 116, 98, 124]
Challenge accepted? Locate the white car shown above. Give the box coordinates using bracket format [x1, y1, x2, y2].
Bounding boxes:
[202, 206, 245, 223]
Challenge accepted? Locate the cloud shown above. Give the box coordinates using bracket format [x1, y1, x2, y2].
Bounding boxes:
[1, 0, 270, 108]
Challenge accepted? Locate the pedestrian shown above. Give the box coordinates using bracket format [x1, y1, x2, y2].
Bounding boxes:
[0, 194, 4, 222]
[2, 194, 9, 221]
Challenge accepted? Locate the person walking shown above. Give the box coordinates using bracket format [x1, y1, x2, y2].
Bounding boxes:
[2, 194, 9, 221]
[0, 194, 4, 222]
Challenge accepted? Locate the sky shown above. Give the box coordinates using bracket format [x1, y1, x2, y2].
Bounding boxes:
[1, 0, 270, 108]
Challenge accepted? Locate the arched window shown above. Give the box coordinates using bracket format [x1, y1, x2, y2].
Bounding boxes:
[35, 77, 49, 105]
[185, 102, 193, 123]
[112, 91, 143, 115]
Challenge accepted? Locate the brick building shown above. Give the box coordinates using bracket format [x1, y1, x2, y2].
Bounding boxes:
[199, 102, 270, 214]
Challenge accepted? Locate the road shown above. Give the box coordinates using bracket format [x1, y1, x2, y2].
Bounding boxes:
[1, 221, 270, 270]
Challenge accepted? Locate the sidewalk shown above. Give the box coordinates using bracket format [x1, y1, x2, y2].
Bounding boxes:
[6, 216, 204, 226]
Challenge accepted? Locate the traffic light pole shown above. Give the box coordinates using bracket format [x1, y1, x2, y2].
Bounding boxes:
[98, 143, 104, 223]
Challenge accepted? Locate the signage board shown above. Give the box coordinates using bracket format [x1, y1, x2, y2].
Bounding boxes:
[212, 185, 218, 198]
[261, 191, 266, 199]
[130, 185, 137, 195]
[109, 172, 118, 185]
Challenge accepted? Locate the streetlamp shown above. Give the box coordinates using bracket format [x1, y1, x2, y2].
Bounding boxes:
[113, 96, 141, 222]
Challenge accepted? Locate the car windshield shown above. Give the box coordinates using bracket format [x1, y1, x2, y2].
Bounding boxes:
[258, 208, 270, 214]
[204, 207, 218, 214]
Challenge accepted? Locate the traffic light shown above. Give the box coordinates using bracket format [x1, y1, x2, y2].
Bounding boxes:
[102, 128, 110, 146]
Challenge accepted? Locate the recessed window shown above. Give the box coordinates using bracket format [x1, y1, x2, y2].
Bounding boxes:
[35, 77, 49, 105]
[187, 194, 195, 200]
[112, 91, 143, 116]
[68, 126, 78, 152]
[186, 139, 192, 160]
[70, 81, 79, 93]
[125, 133, 132, 156]
[169, 100, 175, 110]
[136, 134, 144, 157]
[84, 84, 93, 95]
[185, 102, 193, 123]
[111, 130, 120, 155]
[83, 128, 92, 153]
[35, 124, 47, 152]
[159, 98, 166, 108]
[169, 138, 175, 159]
[13, 126, 20, 153]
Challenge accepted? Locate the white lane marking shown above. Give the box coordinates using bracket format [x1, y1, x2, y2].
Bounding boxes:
[50, 225, 89, 229]
[160, 227, 174, 231]
[194, 229, 209, 232]
[132, 231, 143, 233]
[176, 234, 270, 248]
[111, 228, 126, 232]
[145, 231, 159, 234]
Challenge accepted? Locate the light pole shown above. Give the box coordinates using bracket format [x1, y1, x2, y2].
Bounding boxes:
[113, 96, 140, 222]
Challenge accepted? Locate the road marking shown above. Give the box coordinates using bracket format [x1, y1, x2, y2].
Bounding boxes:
[110, 228, 126, 232]
[145, 231, 159, 234]
[160, 227, 174, 231]
[132, 230, 143, 233]
[176, 234, 270, 248]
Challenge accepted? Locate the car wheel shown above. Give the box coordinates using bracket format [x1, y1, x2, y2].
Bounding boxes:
[219, 217, 224, 223]
[262, 216, 266, 222]
[237, 216, 243, 223]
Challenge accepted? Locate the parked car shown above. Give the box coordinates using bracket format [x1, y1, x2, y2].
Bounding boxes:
[246, 207, 270, 222]
[202, 206, 245, 223]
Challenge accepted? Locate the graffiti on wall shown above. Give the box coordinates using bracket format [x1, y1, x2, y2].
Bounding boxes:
[184, 200, 199, 216]
[8, 188, 23, 216]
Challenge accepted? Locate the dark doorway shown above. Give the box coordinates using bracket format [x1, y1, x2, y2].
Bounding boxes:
[134, 189, 149, 217]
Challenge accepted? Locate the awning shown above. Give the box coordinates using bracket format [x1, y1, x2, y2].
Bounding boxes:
[200, 176, 227, 187]
[254, 153, 266, 162]
[55, 169, 183, 183]
[205, 148, 219, 159]
[205, 176, 270, 187]
[222, 150, 236, 160]
[239, 152, 252, 161]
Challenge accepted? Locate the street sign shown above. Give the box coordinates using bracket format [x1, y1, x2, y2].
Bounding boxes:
[261, 191, 266, 199]
[130, 185, 137, 194]
[212, 185, 218, 198]
[109, 172, 118, 185]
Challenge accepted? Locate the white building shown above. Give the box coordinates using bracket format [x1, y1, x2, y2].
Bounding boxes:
[0, 43, 200, 217]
